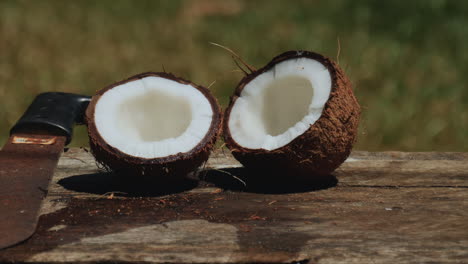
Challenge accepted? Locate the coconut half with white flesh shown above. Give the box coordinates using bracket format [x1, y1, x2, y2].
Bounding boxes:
[224, 51, 360, 177]
[86, 72, 222, 177]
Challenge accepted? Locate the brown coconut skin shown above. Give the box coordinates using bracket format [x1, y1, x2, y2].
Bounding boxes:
[223, 51, 360, 178]
[86, 72, 222, 178]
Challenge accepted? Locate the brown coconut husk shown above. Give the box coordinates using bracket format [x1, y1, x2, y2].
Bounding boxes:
[86, 72, 222, 178]
[223, 51, 360, 179]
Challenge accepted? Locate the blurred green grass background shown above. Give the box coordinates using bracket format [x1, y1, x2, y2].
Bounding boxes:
[1, 0, 467, 151]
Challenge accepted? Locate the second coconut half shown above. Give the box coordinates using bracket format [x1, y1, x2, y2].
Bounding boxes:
[224, 51, 361, 178]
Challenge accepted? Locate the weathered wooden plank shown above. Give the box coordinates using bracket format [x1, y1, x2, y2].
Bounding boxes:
[0, 148, 467, 263]
[52, 149, 468, 197]
[1, 187, 467, 263]
[337, 159, 468, 187]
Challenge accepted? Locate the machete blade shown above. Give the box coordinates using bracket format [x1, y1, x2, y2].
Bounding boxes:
[0, 133, 66, 249]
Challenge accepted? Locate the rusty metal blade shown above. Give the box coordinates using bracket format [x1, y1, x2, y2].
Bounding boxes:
[0, 133, 66, 249]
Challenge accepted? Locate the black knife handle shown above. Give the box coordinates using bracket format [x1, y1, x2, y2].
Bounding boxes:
[10, 92, 91, 145]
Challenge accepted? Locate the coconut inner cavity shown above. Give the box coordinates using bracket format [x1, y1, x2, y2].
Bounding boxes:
[117, 91, 192, 142]
[228, 57, 332, 150]
[94, 76, 213, 158]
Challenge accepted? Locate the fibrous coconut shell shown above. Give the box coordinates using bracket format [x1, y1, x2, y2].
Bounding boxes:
[223, 51, 360, 178]
[86, 72, 222, 178]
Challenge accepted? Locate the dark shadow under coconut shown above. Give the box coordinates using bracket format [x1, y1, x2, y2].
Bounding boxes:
[200, 168, 338, 195]
[58, 172, 198, 197]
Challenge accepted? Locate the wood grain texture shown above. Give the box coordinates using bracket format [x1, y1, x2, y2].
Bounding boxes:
[0, 149, 467, 264]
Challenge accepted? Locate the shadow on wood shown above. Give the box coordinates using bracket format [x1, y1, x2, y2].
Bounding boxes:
[58, 172, 198, 197]
[200, 167, 338, 194]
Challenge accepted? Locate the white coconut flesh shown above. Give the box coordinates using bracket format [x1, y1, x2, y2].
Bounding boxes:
[228, 57, 332, 150]
[94, 76, 213, 158]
